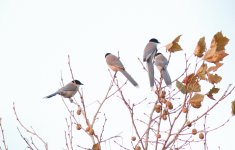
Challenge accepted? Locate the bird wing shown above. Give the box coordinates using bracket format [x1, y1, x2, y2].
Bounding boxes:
[155, 54, 168, 70]
[120, 70, 139, 87]
[59, 83, 78, 92]
[106, 54, 125, 69]
[143, 42, 157, 62]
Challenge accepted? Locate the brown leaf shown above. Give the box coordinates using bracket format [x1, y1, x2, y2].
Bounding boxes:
[189, 93, 204, 108]
[207, 73, 222, 84]
[196, 63, 207, 80]
[207, 62, 223, 72]
[194, 37, 206, 57]
[206, 86, 220, 100]
[203, 47, 228, 63]
[166, 35, 183, 52]
[183, 73, 201, 92]
[210, 31, 229, 51]
[187, 82, 201, 93]
[183, 73, 196, 85]
[231, 100, 235, 116]
[211, 50, 228, 62]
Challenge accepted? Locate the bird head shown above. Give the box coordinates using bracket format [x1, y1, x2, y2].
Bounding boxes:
[155, 53, 162, 57]
[149, 38, 160, 43]
[105, 53, 111, 58]
[72, 80, 83, 85]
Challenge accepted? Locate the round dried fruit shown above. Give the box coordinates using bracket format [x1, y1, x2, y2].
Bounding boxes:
[155, 104, 161, 113]
[88, 128, 94, 135]
[85, 126, 91, 132]
[156, 133, 161, 138]
[131, 136, 136, 141]
[166, 101, 173, 110]
[76, 124, 82, 130]
[162, 114, 167, 120]
[160, 99, 167, 103]
[160, 90, 166, 98]
[162, 109, 168, 115]
[199, 133, 204, 139]
[135, 145, 141, 150]
[186, 121, 192, 127]
[192, 129, 197, 135]
[77, 106, 82, 115]
[77, 109, 81, 115]
[182, 107, 188, 113]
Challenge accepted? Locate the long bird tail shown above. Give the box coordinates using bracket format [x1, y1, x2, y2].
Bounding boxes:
[161, 69, 171, 86]
[147, 61, 155, 88]
[120, 70, 139, 87]
[44, 92, 58, 99]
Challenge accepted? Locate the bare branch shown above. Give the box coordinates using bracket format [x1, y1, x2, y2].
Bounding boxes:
[13, 102, 48, 150]
[0, 118, 8, 150]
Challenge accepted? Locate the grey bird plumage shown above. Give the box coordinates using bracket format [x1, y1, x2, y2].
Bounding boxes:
[154, 53, 171, 86]
[44, 80, 83, 100]
[105, 53, 139, 87]
[143, 38, 160, 87]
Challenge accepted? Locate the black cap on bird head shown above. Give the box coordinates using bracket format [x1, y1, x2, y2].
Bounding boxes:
[72, 80, 83, 85]
[155, 52, 162, 57]
[149, 38, 160, 43]
[105, 53, 111, 57]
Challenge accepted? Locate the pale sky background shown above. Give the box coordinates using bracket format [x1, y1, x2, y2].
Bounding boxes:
[0, 0, 235, 149]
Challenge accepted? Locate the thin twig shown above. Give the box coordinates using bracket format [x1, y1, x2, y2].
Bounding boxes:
[13, 103, 48, 150]
[17, 127, 34, 150]
[0, 118, 8, 150]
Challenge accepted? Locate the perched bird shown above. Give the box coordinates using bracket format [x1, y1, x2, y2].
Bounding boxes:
[44, 80, 83, 101]
[143, 38, 160, 88]
[154, 53, 171, 86]
[105, 53, 139, 87]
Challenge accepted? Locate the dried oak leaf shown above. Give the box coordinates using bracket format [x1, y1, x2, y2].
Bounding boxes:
[210, 31, 229, 51]
[194, 37, 206, 57]
[166, 35, 183, 52]
[207, 73, 222, 84]
[204, 32, 229, 63]
[183, 73, 201, 92]
[196, 63, 207, 80]
[206, 86, 220, 100]
[203, 47, 228, 63]
[189, 93, 204, 108]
